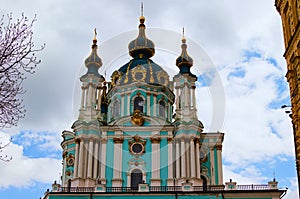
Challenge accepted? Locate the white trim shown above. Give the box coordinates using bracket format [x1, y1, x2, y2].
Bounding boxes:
[151, 142, 160, 179]
[87, 139, 94, 178]
[210, 147, 215, 185]
[175, 140, 180, 178]
[93, 141, 99, 179]
[180, 140, 186, 178]
[190, 139, 195, 177]
[121, 94, 125, 116]
[113, 142, 122, 179]
[74, 141, 79, 177]
[167, 140, 173, 179]
[78, 140, 84, 178]
[100, 139, 107, 181]
[195, 141, 200, 178]
[217, 148, 223, 185]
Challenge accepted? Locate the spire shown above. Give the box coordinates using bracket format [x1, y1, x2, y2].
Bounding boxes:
[84, 29, 102, 77]
[176, 28, 193, 74]
[141, 2, 144, 17]
[128, 3, 155, 59]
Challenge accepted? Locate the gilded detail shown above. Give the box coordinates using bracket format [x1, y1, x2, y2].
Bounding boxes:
[131, 110, 145, 126]
[113, 137, 124, 143]
[150, 136, 161, 143]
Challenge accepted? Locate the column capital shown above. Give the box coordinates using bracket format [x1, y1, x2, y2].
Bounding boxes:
[216, 144, 223, 151]
[167, 137, 173, 143]
[75, 138, 81, 143]
[195, 138, 201, 144]
[150, 137, 161, 143]
[113, 137, 124, 144]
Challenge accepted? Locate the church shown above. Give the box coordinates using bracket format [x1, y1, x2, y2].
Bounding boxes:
[43, 10, 286, 199]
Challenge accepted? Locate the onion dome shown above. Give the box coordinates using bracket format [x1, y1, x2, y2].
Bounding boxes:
[128, 15, 155, 59]
[112, 13, 169, 87]
[83, 29, 102, 77]
[176, 35, 193, 74]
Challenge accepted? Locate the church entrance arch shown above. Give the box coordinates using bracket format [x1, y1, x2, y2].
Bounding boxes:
[130, 169, 143, 189]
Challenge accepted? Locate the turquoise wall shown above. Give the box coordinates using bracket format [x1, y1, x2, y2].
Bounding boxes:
[160, 138, 168, 186]
[214, 147, 218, 185]
[105, 139, 115, 187]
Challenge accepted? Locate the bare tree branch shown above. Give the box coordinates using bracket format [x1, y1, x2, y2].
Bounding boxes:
[0, 137, 12, 162]
[0, 13, 45, 129]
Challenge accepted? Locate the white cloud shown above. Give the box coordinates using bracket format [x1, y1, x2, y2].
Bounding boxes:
[0, 132, 61, 188]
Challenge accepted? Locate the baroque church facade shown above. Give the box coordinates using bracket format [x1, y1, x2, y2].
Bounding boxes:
[43, 12, 286, 199]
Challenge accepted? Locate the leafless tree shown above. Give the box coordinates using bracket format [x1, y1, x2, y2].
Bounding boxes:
[0, 13, 45, 129]
[0, 137, 12, 162]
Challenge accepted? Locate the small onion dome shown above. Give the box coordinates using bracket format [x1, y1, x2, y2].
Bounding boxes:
[84, 34, 102, 77]
[176, 37, 193, 74]
[128, 16, 155, 59]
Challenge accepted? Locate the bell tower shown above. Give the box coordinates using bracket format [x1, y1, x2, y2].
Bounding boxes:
[78, 29, 106, 123]
[174, 30, 198, 122]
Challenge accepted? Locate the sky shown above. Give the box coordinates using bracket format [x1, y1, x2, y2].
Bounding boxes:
[0, 0, 298, 198]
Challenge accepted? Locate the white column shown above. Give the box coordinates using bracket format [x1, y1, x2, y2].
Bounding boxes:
[62, 153, 67, 186]
[190, 139, 195, 177]
[181, 139, 186, 178]
[195, 140, 200, 178]
[217, 145, 223, 185]
[97, 86, 102, 110]
[81, 86, 85, 109]
[93, 141, 99, 179]
[74, 140, 80, 177]
[175, 140, 180, 178]
[91, 85, 95, 109]
[121, 94, 125, 116]
[153, 94, 157, 116]
[186, 142, 190, 178]
[175, 87, 179, 110]
[127, 93, 130, 115]
[191, 86, 196, 109]
[184, 83, 189, 108]
[84, 141, 89, 178]
[167, 139, 173, 179]
[100, 139, 107, 180]
[187, 85, 191, 108]
[151, 140, 160, 179]
[78, 140, 84, 178]
[87, 83, 92, 107]
[87, 139, 94, 178]
[147, 93, 150, 115]
[113, 140, 123, 179]
[210, 147, 215, 185]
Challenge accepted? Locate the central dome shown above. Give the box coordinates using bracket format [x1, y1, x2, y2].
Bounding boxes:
[111, 15, 169, 87]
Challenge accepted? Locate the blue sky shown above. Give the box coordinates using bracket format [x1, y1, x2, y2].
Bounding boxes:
[0, 0, 298, 198]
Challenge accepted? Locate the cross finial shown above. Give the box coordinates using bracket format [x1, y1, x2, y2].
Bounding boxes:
[94, 28, 97, 40]
[141, 2, 144, 16]
[182, 27, 186, 44]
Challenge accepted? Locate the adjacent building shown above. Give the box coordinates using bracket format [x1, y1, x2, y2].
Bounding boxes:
[275, 0, 300, 192]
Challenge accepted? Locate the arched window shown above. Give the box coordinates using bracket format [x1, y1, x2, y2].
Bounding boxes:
[158, 100, 166, 117]
[113, 100, 120, 118]
[131, 169, 143, 190]
[134, 96, 144, 113]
